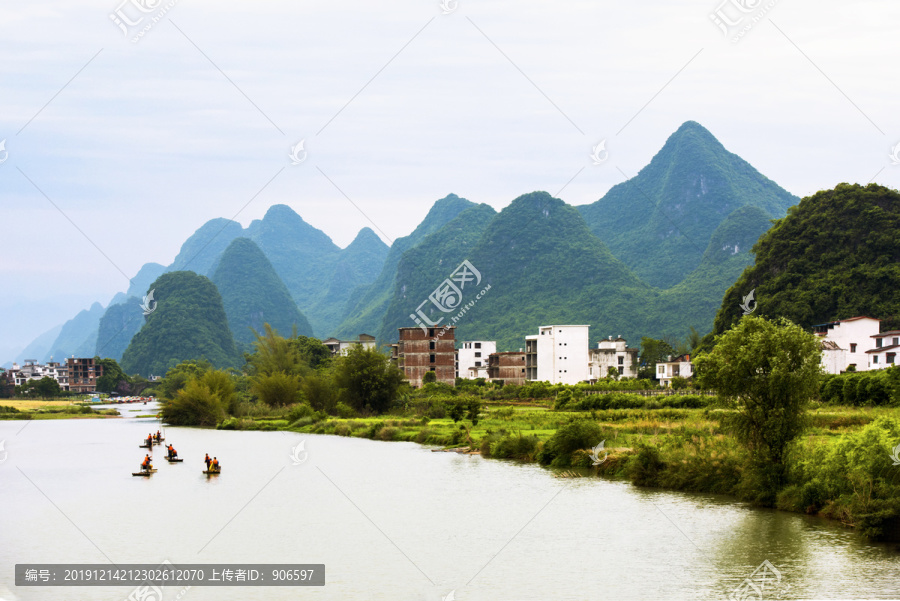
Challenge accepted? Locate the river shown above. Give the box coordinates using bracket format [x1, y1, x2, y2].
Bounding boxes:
[0, 403, 898, 600]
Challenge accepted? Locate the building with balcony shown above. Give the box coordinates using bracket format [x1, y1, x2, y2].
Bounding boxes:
[523, 325, 590, 385]
[588, 335, 639, 381]
[487, 351, 527, 385]
[457, 340, 496, 379]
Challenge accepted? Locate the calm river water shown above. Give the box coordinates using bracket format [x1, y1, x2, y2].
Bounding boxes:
[1, 403, 898, 600]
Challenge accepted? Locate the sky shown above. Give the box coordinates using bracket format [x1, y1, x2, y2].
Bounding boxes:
[1, 0, 899, 361]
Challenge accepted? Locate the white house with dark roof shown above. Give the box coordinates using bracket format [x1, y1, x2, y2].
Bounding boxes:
[866, 330, 900, 370]
[812, 316, 880, 374]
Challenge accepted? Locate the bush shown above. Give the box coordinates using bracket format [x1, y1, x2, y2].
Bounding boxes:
[626, 445, 665, 487]
[287, 403, 315, 423]
[335, 402, 357, 418]
[538, 420, 603, 467]
[491, 432, 540, 462]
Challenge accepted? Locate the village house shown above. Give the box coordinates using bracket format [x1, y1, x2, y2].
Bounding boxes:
[657, 354, 693, 388]
[588, 335, 639, 381]
[393, 327, 456, 388]
[457, 340, 496, 379]
[524, 325, 590, 385]
[487, 351, 527, 385]
[866, 330, 900, 370]
[813, 316, 881, 373]
[322, 334, 376, 356]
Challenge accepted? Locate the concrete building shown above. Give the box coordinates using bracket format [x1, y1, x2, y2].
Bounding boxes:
[813, 316, 881, 373]
[657, 354, 693, 388]
[457, 340, 496, 379]
[67, 357, 103, 393]
[322, 334, 376, 356]
[395, 327, 456, 388]
[866, 330, 900, 370]
[524, 325, 590, 385]
[588, 335, 639, 381]
[487, 351, 527, 386]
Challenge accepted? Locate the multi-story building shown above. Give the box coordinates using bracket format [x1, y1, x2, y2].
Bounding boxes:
[322, 334, 377, 356]
[487, 351, 527, 385]
[395, 327, 456, 387]
[813, 316, 881, 373]
[866, 330, 900, 370]
[67, 357, 103, 393]
[588, 335, 639, 381]
[657, 354, 693, 388]
[457, 340, 496, 379]
[524, 325, 590, 385]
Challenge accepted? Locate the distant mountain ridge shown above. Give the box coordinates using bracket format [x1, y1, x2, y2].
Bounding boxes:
[15, 121, 803, 367]
[578, 121, 797, 288]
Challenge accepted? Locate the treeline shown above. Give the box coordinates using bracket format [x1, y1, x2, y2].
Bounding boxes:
[158, 325, 405, 426]
[820, 367, 900, 406]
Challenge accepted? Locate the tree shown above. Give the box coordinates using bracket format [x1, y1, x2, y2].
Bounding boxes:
[606, 366, 619, 380]
[246, 324, 309, 378]
[158, 359, 213, 400]
[95, 358, 129, 393]
[638, 337, 675, 379]
[30, 376, 62, 399]
[422, 370, 437, 384]
[332, 346, 405, 414]
[289, 336, 332, 369]
[161, 375, 226, 427]
[252, 371, 302, 407]
[695, 316, 822, 501]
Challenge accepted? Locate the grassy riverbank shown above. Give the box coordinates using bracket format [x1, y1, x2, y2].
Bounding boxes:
[213, 394, 900, 540]
[0, 399, 120, 420]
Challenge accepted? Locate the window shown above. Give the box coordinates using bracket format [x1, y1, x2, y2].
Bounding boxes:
[877, 339, 883, 348]
[873, 356, 879, 364]
[850, 343, 857, 353]
[618, 356, 624, 365]
[430, 341, 435, 350]
[475, 352, 481, 357]
[475, 361, 481, 367]
[430, 354, 435, 363]
[894, 337, 899, 346]
[428, 328, 435, 337]
[889, 354, 896, 364]
[475, 342, 481, 349]
[521, 368, 525, 373]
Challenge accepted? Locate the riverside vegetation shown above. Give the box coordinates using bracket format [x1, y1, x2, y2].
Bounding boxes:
[132, 319, 900, 541]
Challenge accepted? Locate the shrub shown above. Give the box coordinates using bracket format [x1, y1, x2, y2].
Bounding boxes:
[287, 403, 315, 422]
[492, 432, 540, 461]
[626, 445, 665, 487]
[538, 420, 603, 467]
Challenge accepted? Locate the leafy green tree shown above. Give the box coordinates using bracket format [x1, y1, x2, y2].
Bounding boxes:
[332, 346, 405, 414]
[161, 375, 226, 427]
[695, 316, 821, 502]
[252, 371, 302, 408]
[302, 372, 337, 413]
[31, 376, 62, 399]
[95, 358, 129, 393]
[639, 337, 675, 379]
[289, 336, 332, 369]
[158, 359, 213, 400]
[606, 366, 619, 380]
[422, 371, 437, 384]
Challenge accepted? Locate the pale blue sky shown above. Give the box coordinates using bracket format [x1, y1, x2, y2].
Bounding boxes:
[1, 0, 898, 360]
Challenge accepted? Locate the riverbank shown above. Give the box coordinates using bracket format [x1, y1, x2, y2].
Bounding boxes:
[213, 397, 900, 540]
[0, 400, 120, 420]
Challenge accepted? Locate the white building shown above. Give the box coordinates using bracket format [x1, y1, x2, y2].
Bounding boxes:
[813, 316, 880, 373]
[866, 330, 900, 370]
[10, 360, 69, 389]
[457, 341, 496, 379]
[322, 334, 376, 356]
[524, 325, 590, 385]
[588, 335, 639, 381]
[657, 354, 693, 388]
